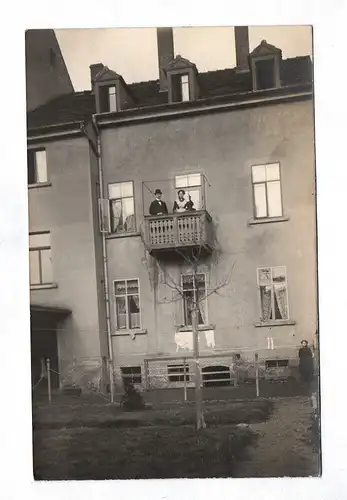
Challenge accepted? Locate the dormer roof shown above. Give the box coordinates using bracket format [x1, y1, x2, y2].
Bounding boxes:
[167, 55, 198, 72]
[93, 66, 122, 83]
[250, 40, 282, 58]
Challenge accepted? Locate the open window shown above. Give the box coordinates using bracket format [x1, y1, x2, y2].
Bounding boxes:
[249, 40, 282, 91]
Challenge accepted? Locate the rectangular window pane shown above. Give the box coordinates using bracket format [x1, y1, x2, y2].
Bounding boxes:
[127, 279, 139, 294]
[27, 151, 36, 184]
[115, 281, 126, 295]
[186, 187, 201, 210]
[108, 183, 122, 199]
[120, 182, 134, 198]
[254, 183, 267, 218]
[272, 266, 286, 283]
[267, 181, 282, 217]
[116, 296, 127, 329]
[40, 249, 53, 284]
[29, 232, 50, 248]
[181, 77, 190, 102]
[252, 165, 266, 183]
[35, 150, 48, 183]
[128, 295, 140, 329]
[123, 198, 135, 232]
[111, 199, 123, 232]
[29, 251, 41, 285]
[187, 173, 201, 187]
[108, 86, 117, 112]
[274, 283, 288, 320]
[260, 285, 273, 321]
[257, 268, 272, 285]
[175, 175, 188, 188]
[266, 163, 280, 181]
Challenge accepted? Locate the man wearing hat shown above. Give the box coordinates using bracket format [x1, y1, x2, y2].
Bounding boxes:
[149, 189, 168, 216]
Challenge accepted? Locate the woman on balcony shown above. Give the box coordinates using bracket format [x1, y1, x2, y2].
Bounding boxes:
[173, 189, 188, 213]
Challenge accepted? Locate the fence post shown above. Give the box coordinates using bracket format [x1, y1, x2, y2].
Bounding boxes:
[144, 359, 150, 391]
[255, 352, 260, 398]
[46, 358, 52, 404]
[183, 357, 187, 402]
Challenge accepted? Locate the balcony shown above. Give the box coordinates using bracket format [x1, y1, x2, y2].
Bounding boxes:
[143, 210, 214, 257]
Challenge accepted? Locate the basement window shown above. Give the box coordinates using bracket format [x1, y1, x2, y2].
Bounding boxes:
[121, 366, 142, 385]
[265, 359, 289, 369]
[168, 364, 190, 382]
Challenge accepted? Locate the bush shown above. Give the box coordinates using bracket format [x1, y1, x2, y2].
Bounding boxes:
[121, 381, 145, 411]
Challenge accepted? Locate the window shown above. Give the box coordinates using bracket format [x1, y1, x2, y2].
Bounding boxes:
[175, 173, 203, 210]
[182, 273, 207, 326]
[114, 279, 141, 330]
[27, 150, 48, 185]
[265, 359, 288, 369]
[255, 58, 276, 90]
[257, 266, 289, 322]
[171, 73, 190, 102]
[108, 181, 135, 234]
[252, 163, 282, 218]
[168, 364, 190, 382]
[100, 85, 118, 112]
[121, 366, 142, 385]
[29, 232, 52, 286]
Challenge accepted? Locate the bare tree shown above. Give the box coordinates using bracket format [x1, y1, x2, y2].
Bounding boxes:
[151, 245, 234, 431]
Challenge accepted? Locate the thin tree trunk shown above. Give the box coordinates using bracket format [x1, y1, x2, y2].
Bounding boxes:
[192, 292, 206, 430]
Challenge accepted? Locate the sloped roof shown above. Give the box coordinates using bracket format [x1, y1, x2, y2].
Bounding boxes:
[250, 39, 282, 57]
[27, 55, 312, 130]
[93, 66, 122, 82]
[167, 54, 197, 71]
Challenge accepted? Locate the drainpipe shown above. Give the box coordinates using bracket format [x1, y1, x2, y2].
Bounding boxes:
[84, 117, 115, 402]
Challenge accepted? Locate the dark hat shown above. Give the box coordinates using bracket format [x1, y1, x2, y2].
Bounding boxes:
[178, 189, 185, 196]
[154, 189, 162, 195]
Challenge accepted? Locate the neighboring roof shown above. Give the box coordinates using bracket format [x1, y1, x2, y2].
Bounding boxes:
[27, 55, 312, 131]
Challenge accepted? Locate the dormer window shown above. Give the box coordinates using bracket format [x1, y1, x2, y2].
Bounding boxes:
[171, 73, 190, 102]
[91, 64, 134, 114]
[254, 58, 276, 90]
[166, 55, 199, 104]
[249, 40, 282, 91]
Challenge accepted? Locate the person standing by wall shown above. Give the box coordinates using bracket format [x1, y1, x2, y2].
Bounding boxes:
[298, 339, 314, 384]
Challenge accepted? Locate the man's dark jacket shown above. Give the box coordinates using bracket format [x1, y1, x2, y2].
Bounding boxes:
[149, 199, 168, 215]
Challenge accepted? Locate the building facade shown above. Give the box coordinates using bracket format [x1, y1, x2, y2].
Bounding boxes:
[27, 27, 316, 391]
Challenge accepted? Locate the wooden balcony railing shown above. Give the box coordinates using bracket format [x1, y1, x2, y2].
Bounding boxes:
[143, 210, 214, 255]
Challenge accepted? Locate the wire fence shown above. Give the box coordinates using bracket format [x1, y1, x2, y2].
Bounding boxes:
[31, 346, 319, 405]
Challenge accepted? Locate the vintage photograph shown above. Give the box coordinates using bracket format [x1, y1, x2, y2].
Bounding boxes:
[27, 25, 320, 479]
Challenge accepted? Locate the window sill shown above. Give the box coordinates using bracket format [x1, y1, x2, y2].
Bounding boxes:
[112, 329, 147, 336]
[254, 320, 296, 328]
[248, 216, 289, 226]
[28, 182, 52, 189]
[106, 231, 141, 240]
[30, 283, 58, 291]
[176, 324, 215, 332]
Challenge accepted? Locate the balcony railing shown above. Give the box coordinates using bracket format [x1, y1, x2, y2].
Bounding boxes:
[143, 210, 214, 255]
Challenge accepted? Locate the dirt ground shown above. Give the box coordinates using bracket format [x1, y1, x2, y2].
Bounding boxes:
[234, 396, 320, 477]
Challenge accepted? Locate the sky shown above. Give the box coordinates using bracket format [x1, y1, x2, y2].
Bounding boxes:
[55, 26, 312, 91]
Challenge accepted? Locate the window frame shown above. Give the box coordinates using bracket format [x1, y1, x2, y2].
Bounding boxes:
[97, 82, 120, 113]
[251, 162, 283, 220]
[181, 273, 208, 327]
[113, 278, 141, 331]
[27, 148, 48, 186]
[257, 266, 290, 323]
[180, 74, 190, 102]
[108, 181, 136, 234]
[174, 172, 205, 211]
[265, 359, 289, 369]
[29, 232, 52, 286]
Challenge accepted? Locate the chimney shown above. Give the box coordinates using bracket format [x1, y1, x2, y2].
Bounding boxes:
[234, 26, 250, 71]
[90, 63, 104, 91]
[157, 28, 174, 91]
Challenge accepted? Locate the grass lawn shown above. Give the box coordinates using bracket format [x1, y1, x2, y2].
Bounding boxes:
[33, 425, 256, 480]
[32, 400, 274, 479]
